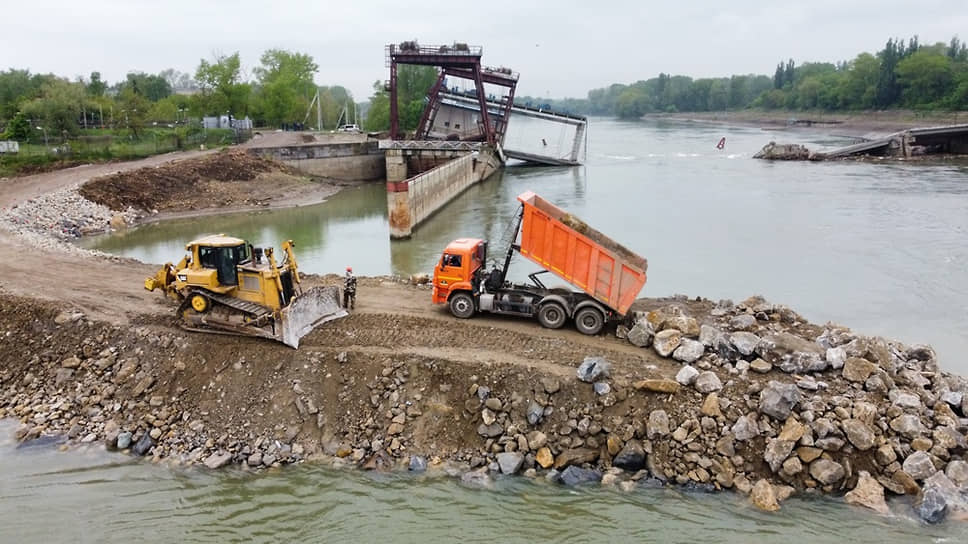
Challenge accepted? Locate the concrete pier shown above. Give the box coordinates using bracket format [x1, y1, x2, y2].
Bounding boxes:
[383, 142, 500, 238]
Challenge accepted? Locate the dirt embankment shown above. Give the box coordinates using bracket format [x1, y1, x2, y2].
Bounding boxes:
[3, 282, 967, 522]
[0, 149, 353, 247]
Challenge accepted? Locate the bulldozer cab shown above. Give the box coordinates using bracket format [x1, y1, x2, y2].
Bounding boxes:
[198, 243, 249, 286]
[189, 235, 250, 287]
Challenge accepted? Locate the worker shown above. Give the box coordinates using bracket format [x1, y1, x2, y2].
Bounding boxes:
[343, 267, 357, 309]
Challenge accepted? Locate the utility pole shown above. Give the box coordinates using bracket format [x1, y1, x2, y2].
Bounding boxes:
[316, 88, 322, 132]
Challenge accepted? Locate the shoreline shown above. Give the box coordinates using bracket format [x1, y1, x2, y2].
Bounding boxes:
[644, 110, 967, 139]
[1, 143, 967, 524]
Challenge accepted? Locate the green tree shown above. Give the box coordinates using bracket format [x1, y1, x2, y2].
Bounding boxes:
[840, 53, 879, 109]
[364, 80, 389, 131]
[195, 52, 251, 116]
[117, 86, 149, 137]
[615, 87, 649, 118]
[2, 111, 30, 140]
[87, 71, 107, 97]
[121, 72, 172, 102]
[20, 78, 88, 135]
[896, 49, 955, 106]
[253, 49, 318, 126]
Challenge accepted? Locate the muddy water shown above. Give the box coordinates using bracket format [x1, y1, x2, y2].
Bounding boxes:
[83, 118, 968, 375]
[1, 420, 965, 543]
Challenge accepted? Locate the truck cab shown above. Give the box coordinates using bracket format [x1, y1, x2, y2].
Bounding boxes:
[432, 238, 485, 309]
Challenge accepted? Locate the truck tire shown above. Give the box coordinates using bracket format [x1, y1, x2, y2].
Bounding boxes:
[537, 302, 566, 329]
[449, 292, 475, 319]
[574, 307, 604, 335]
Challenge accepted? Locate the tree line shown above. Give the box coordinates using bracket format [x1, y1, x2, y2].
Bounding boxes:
[0, 49, 360, 141]
[523, 36, 968, 118]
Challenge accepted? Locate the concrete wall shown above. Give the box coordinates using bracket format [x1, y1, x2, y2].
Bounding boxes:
[248, 141, 385, 181]
[388, 148, 500, 239]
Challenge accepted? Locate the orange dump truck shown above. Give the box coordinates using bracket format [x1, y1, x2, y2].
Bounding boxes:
[432, 190, 648, 335]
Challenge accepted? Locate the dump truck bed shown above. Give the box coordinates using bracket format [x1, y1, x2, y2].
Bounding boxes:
[516, 191, 647, 315]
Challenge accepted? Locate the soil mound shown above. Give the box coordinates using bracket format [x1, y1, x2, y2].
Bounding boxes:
[78, 150, 289, 212]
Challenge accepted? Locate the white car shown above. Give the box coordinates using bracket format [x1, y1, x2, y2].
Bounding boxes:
[337, 124, 362, 133]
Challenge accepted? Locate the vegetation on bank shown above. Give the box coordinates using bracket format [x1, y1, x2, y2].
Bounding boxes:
[517, 36, 968, 118]
[0, 49, 357, 141]
[0, 126, 235, 177]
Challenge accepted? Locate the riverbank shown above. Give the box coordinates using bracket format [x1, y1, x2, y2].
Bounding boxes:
[648, 110, 967, 138]
[0, 149, 355, 249]
[2, 285, 967, 522]
[1, 141, 967, 524]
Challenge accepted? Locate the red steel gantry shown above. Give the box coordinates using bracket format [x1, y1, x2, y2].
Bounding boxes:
[386, 42, 518, 146]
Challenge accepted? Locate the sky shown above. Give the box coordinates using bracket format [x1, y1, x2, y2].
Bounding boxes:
[4, 0, 967, 101]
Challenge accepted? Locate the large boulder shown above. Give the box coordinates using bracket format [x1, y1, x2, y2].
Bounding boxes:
[577, 356, 610, 383]
[699, 325, 723, 348]
[764, 438, 795, 473]
[647, 410, 671, 438]
[729, 332, 761, 357]
[843, 357, 877, 383]
[675, 365, 700, 386]
[634, 379, 680, 394]
[844, 471, 889, 514]
[612, 440, 646, 471]
[902, 451, 937, 481]
[889, 414, 924, 440]
[751, 479, 780, 511]
[946, 460, 968, 489]
[841, 419, 876, 451]
[759, 381, 801, 421]
[673, 339, 705, 363]
[694, 371, 723, 393]
[496, 452, 524, 475]
[917, 471, 968, 523]
[809, 459, 845, 485]
[554, 448, 599, 469]
[732, 414, 759, 441]
[627, 320, 655, 347]
[559, 466, 603, 486]
[653, 330, 682, 358]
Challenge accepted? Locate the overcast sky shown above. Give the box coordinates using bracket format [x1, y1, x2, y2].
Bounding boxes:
[5, 0, 966, 100]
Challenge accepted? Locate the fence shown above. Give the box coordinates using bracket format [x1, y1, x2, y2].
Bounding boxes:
[0, 128, 248, 176]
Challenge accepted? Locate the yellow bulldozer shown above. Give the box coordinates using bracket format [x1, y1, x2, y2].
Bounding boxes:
[145, 234, 346, 348]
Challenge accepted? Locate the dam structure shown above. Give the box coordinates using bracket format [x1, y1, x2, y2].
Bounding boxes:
[383, 42, 587, 239]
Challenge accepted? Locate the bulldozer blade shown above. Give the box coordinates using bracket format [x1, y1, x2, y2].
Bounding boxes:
[279, 286, 347, 348]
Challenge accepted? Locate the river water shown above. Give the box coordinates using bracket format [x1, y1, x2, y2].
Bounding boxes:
[84, 118, 968, 375]
[1, 418, 965, 543]
[52, 118, 968, 540]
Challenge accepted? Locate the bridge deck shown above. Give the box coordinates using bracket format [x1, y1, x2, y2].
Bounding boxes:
[504, 149, 581, 166]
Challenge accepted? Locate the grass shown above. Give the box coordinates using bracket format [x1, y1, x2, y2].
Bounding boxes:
[0, 128, 238, 177]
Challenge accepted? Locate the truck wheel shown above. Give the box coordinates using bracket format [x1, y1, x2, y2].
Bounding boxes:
[537, 302, 566, 329]
[574, 307, 604, 335]
[449, 292, 475, 319]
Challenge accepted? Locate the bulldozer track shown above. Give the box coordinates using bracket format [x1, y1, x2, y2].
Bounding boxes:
[183, 289, 273, 319]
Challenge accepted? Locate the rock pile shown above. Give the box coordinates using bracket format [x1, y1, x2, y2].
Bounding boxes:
[612, 297, 968, 522]
[0, 185, 139, 245]
[3, 293, 967, 524]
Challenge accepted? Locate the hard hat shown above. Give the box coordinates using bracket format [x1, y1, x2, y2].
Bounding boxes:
[346, 266, 352, 272]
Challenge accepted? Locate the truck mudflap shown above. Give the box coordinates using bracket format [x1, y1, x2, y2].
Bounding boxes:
[279, 286, 348, 348]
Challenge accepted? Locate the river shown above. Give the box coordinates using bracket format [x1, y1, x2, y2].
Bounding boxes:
[53, 119, 968, 540]
[84, 118, 968, 375]
[1, 418, 965, 542]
